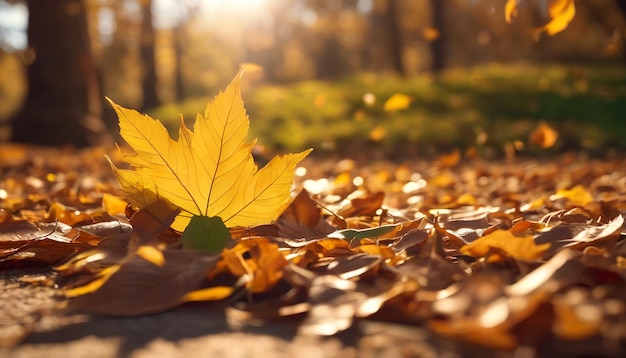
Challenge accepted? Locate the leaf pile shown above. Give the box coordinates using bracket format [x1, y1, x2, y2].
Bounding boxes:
[2, 145, 625, 352]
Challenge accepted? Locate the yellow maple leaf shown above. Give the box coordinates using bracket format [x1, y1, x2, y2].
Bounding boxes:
[460, 230, 550, 261]
[107, 71, 311, 232]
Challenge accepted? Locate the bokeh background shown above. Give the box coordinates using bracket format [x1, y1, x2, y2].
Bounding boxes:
[1, 0, 625, 158]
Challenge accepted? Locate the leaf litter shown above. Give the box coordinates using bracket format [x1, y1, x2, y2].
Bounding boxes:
[1, 84, 626, 354]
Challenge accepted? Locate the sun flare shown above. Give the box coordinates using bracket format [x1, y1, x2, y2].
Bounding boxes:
[199, 0, 272, 16]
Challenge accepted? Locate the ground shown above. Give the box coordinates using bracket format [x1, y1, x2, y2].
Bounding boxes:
[1, 145, 625, 357]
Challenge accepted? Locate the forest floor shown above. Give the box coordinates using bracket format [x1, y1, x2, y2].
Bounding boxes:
[1, 144, 625, 357]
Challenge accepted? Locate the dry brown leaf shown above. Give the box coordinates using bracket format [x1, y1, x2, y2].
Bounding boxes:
[65, 249, 221, 315]
[276, 189, 336, 240]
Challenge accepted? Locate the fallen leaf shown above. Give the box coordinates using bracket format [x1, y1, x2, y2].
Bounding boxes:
[222, 237, 288, 293]
[276, 189, 336, 240]
[460, 229, 550, 261]
[551, 185, 593, 207]
[337, 191, 385, 218]
[65, 249, 222, 315]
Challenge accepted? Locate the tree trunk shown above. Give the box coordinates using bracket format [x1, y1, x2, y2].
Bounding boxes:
[139, 0, 160, 110]
[383, 0, 405, 75]
[616, 0, 626, 63]
[11, 0, 109, 147]
[429, 0, 446, 73]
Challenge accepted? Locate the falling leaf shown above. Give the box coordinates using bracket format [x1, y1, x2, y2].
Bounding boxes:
[460, 229, 550, 261]
[422, 27, 440, 41]
[504, 0, 520, 23]
[530, 122, 559, 148]
[383, 94, 412, 112]
[436, 149, 460, 168]
[107, 71, 311, 234]
[369, 125, 386, 141]
[535, 0, 576, 36]
[506, 0, 575, 36]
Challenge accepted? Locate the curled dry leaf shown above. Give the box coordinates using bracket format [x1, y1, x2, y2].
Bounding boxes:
[0, 210, 112, 266]
[64, 249, 222, 315]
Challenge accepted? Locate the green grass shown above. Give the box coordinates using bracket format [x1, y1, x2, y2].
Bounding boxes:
[148, 63, 626, 157]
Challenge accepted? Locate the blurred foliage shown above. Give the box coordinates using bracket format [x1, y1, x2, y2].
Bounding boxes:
[0, 52, 25, 141]
[148, 63, 626, 158]
[1, 0, 626, 152]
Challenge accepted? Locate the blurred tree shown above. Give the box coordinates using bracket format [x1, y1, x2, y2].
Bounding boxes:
[381, 0, 404, 75]
[11, 0, 109, 147]
[429, 0, 446, 72]
[139, 0, 160, 109]
[615, 0, 626, 61]
[304, 0, 352, 78]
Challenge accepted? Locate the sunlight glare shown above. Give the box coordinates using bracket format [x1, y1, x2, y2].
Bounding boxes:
[199, 0, 272, 17]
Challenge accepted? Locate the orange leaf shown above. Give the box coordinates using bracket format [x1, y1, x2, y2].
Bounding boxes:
[530, 122, 558, 148]
[460, 230, 550, 261]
